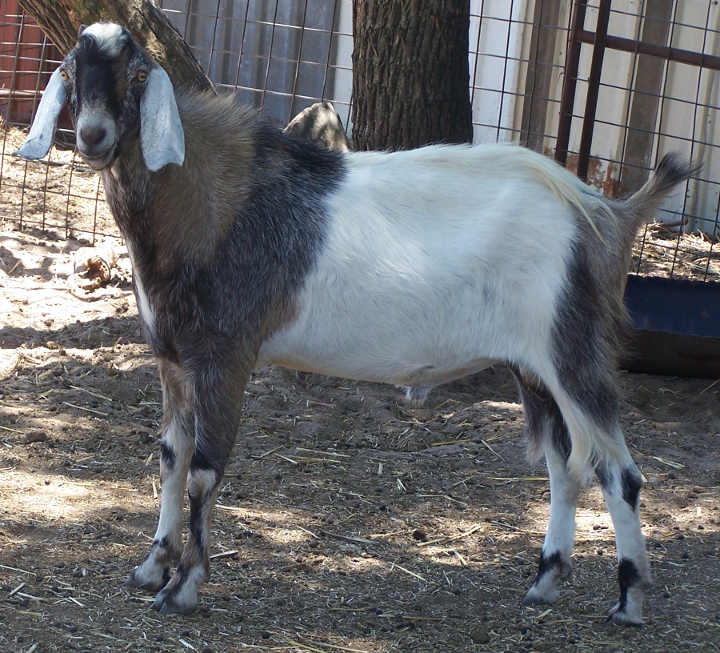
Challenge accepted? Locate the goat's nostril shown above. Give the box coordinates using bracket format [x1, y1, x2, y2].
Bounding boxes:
[80, 125, 107, 148]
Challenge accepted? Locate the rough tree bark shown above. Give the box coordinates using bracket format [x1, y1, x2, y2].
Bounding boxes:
[351, 0, 472, 150]
[18, 0, 213, 92]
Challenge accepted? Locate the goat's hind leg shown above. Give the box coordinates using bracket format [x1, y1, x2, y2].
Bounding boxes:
[128, 359, 193, 590]
[539, 375, 650, 624]
[597, 442, 650, 625]
[514, 372, 579, 604]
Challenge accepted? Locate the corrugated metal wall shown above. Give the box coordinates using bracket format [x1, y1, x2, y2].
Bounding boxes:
[0, 1, 63, 126]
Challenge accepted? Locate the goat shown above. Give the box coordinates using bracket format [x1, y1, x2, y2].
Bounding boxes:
[284, 100, 350, 152]
[18, 23, 694, 623]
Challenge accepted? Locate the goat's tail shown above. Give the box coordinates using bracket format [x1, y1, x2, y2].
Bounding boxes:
[624, 154, 699, 233]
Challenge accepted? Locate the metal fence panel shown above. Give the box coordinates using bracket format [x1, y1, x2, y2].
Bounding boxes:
[0, 0, 717, 282]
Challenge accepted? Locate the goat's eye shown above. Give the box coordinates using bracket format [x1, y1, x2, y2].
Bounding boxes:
[136, 70, 148, 83]
[59, 69, 69, 81]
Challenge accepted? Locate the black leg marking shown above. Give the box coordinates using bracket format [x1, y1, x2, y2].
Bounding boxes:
[159, 442, 176, 469]
[190, 447, 219, 472]
[187, 484, 206, 553]
[621, 468, 642, 511]
[535, 551, 567, 581]
[126, 536, 176, 590]
[152, 564, 188, 613]
[523, 550, 572, 605]
[595, 461, 612, 489]
[607, 558, 642, 622]
[144, 536, 168, 559]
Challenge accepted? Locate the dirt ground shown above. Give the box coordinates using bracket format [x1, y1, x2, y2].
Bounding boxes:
[0, 225, 719, 653]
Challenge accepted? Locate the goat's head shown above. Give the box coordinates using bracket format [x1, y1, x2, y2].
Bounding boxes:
[17, 22, 185, 172]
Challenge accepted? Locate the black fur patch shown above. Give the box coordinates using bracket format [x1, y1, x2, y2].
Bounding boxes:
[621, 468, 642, 511]
[138, 536, 168, 567]
[595, 461, 613, 489]
[551, 244, 620, 430]
[512, 370, 570, 460]
[617, 558, 641, 611]
[535, 551, 565, 581]
[187, 488, 205, 553]
[159, 442, 175, 469]
[190, 448, 214, 472]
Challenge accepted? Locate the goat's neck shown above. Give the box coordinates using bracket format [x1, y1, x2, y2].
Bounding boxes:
[101, 140, 216, 278]
[101, 143, 154, 262]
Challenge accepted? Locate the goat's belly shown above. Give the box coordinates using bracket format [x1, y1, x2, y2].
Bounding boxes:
[258, 351, 497, 387]
[257, 323, 498, 387]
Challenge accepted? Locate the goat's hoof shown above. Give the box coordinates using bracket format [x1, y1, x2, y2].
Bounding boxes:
[152, 588, 197, 615]
[125, 566, 170, 592]
[521, 586, 558, 606]
[607, 602, 643, 626]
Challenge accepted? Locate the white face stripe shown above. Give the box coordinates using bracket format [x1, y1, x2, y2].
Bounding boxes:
[81, 23, 127, 58]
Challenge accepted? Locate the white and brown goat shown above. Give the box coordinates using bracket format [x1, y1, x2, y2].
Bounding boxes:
[18, 23, 695, 623]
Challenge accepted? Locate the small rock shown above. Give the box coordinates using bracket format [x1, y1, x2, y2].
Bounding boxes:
[470, 626, 490, 643]
[24, 430, 48, 443]
[412, 529, 428, 542]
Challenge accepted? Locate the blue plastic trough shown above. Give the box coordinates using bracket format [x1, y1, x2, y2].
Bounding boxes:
[622, 274, 720, 377]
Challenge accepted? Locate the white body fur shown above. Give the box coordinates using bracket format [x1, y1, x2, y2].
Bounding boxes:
[261, 144, 583, 387]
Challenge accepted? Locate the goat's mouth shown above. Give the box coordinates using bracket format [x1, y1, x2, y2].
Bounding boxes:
[80, 147, 117, 170]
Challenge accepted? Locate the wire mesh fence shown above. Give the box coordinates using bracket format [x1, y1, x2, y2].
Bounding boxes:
[0, 0, 718, 282]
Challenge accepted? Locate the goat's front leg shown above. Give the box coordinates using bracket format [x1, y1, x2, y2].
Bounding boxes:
[152, 358, 250, 615]
[128, 359, 193, 590]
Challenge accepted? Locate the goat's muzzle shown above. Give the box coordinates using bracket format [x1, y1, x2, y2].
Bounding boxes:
[76, 110, 118, 169]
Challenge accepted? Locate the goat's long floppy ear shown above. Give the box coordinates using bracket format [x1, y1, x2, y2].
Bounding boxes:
[140, 67, 185, 172]
[16, 68, 67, 160]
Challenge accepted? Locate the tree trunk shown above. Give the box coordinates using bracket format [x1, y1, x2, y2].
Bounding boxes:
[351, 0, 472, 150]
[18, 0, 213, 93]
